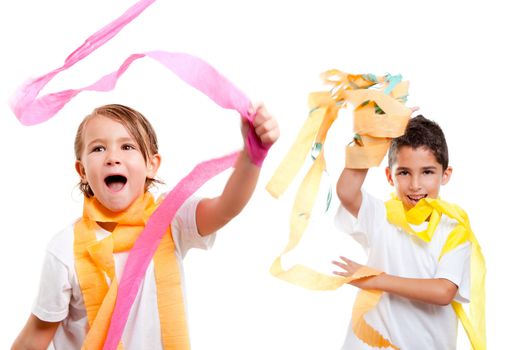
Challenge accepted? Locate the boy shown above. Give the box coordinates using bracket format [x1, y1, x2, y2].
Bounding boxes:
[333, 115, 473, 349]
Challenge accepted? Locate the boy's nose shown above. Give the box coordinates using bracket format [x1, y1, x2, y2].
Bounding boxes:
[409, 176, 421, 191]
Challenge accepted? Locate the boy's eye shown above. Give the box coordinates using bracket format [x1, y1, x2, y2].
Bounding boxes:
[397, 170, 409, 176]
[423, 170, 435, 175]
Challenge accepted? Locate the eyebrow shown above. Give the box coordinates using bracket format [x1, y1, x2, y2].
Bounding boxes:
[395, 166, 438, 172]
[86, 137, 134, 147]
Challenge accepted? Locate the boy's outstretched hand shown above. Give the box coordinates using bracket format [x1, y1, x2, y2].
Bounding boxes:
[332, 256, 376, 290]
[332, 255, 458, 305]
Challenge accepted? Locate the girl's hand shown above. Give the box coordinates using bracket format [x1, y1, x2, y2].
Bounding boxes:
[242, 104, 280, 147]
[332, 256, 377, 290]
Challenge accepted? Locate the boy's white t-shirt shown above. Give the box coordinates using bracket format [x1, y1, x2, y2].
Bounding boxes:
[32, 196, 215, 350]
[335, 191, 471, 350]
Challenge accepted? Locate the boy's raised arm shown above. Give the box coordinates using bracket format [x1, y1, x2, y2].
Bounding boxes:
[336, 168, 368, 218]
[195, 105, 279, 236]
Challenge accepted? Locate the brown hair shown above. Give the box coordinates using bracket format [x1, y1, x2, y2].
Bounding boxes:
[388, 115, 449, 170]
[74, 104, 161, 197]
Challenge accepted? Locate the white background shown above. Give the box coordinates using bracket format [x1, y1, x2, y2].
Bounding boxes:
[1, 0, 511, 348]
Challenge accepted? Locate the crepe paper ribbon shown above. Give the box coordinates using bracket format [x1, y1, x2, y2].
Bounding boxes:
[266, 72, 412, 297]
[10, 0, 270, 347]
[265, 80, 399, 348]
[104, 152, 239, 350]
[75, 193, 190, 350]
[9, 0, 269, 166]
[10, 49, 268, 166]
[386, 197, 486, 350]
[266, 129, 395, 348]
[265, 72, 412, 272]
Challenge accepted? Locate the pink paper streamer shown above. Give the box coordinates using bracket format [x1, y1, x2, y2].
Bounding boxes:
[105, 152, 239, 349]
[10, 0, 156, 126]
[10, 0, 270, 348]
[9, 1, 268, 166]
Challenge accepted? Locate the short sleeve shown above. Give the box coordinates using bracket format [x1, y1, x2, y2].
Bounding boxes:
[171, 196, 216, 258]
[435, 241, 471, 303]
[334, 190, 384, 249]
[32, 251, 72, 322]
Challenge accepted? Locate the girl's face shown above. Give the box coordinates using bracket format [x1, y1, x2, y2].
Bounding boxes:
[75, 115, 160, 212]
[386, 146, 452, 210]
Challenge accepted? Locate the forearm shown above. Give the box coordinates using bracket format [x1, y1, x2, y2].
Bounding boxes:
[214, 149, 260, 217]
[368, 273, 458, 306]
[196, 149, 260, 235]
[12, 314, 59, 350]
[336, 168, 368, 217]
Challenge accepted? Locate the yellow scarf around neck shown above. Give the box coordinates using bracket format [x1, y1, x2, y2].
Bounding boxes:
[386, 196, 486, 350]
[74, 192, 190, 350]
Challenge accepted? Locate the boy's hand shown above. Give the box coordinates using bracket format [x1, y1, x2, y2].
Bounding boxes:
[332, 256, 376, 290]
[242, 104, 280, 148]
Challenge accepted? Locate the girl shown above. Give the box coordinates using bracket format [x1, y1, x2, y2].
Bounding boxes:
[12, 103, 279, 349]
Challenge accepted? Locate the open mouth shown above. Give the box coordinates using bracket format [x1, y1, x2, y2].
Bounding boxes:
[407, 194, 427, 204]
[104, 175, 127, 192]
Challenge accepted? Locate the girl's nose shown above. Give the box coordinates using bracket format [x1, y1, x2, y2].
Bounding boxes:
[106, 159, 121, 166]
[105, 151, 121, 166]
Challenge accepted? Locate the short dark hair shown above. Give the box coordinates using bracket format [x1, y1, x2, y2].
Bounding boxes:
[388, 115, 449, 170]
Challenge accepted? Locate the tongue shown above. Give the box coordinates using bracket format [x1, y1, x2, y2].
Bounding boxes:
[108, 181, 125, 192]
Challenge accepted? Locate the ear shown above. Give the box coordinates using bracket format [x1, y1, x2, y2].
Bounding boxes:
[75, 161, 86, 182]
[385, 167, 394, 186]
[441, 166, 453, 185]
[146, 153, 161, 179]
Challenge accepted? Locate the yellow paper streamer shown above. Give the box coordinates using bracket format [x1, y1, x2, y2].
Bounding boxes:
[74, 193, 190, 349]
[267, 71, 414, 348]
[267, 71, 411, 198]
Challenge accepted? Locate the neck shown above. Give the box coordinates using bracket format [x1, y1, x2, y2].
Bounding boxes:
[98, 221, 117, 232]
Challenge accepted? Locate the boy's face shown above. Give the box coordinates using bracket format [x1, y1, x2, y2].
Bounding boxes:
[75, 115, 160, 212]
[386, 146, 452, 210]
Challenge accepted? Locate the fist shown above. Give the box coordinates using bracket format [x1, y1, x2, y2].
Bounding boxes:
[248, 104, 280, 146]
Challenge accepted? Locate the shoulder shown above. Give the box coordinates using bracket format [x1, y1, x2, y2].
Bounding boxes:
[335, 190, 388, 244]
[359, 190, 387, 223]
[434, 199, 470, 225]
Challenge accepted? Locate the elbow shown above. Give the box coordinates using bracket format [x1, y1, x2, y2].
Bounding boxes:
[433, 281, 458, 306]
[336, 187, 361, 218]
[336, 186, 356, 210]
[435, 296, 452, 307]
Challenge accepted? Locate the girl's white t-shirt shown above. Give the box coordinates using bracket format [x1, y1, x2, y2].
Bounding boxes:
[32, 196, 215, 350]
[335, 191, 470, 350]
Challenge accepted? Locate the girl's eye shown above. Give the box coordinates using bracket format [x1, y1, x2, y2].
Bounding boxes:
[122, 144, 136, 151]
[92, 146, 105, 152]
